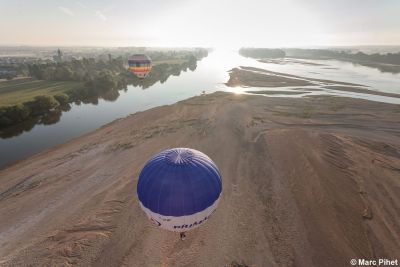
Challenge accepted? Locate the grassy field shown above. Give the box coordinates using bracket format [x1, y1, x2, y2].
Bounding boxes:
[0, 78, 84, 107]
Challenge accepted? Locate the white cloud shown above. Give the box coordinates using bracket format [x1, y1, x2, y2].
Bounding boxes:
[95, 10, 107, 21]
[58, 6, 74, 17]
[76, 1, 109, 21]
[76, 1, 88, 10]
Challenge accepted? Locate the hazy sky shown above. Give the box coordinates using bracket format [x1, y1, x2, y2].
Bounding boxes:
[1, 0, 399, 47]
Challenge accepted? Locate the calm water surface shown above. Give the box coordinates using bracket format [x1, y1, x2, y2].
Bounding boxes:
[1, 50, 399, 169]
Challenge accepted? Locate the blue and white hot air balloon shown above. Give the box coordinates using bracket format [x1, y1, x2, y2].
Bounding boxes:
[137, 148, 222, 232]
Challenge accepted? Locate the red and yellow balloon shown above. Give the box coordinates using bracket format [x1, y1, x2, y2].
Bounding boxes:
[128, 54, 152, 79]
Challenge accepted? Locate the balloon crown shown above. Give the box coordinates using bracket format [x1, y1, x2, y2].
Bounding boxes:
[165, 148, 194, 165]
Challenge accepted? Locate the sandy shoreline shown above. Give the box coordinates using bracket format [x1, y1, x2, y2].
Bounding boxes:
[256, 56, 400, 74]
[226, 66, 365, 87]
[0, 91, 399, 266]
[226, 66, 400, 100]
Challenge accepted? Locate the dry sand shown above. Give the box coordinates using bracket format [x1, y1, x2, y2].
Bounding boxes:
[260, 56, 400, 74]
[258, 58, 327, 67]
[226, 66, 365, 88]
[0, 91, 400, 266]
[226, 67, 400, 101]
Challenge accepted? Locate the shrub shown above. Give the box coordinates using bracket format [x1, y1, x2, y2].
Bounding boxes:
[0, 104, 31, 126]
[27, 95, 59, 115]
[0, 107, 13, 126]
[54, 94, 70, 105]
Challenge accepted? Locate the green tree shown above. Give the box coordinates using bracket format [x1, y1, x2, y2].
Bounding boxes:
[54, 94, 70, 105]
[0, 104, 31, 126]
[27, 95, 59, 115]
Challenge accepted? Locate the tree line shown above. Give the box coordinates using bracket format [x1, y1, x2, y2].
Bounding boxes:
[239, 48, 286, 58]
[239, 47, 400, 65]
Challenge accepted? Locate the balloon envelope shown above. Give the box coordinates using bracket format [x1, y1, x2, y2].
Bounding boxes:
[128, 54, 152, 79]
[137, 148, 222, 232]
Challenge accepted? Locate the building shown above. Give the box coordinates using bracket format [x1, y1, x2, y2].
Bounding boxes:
[53, 49, 63, 62]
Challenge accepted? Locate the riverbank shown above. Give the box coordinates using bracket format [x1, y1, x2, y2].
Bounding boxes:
[239, 47, 400, 74]
[0, 50, 207, 129]
[226, 66, 400, 99]
[259, 57, 400, 74]
[0, 91, 399, 266]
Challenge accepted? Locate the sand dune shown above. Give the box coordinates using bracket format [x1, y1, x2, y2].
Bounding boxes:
[0, 92, 399, 266]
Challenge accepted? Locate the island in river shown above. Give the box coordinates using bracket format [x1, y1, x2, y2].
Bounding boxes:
[239, 47, 400, 74]
[0, 68, 399, 266]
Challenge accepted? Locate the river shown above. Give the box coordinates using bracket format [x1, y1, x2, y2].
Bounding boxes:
[1, 49, 399, 169]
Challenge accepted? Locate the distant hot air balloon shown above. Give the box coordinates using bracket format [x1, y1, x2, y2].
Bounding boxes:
[128, 54, 152, 79]
[137, 148, 222, 234]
